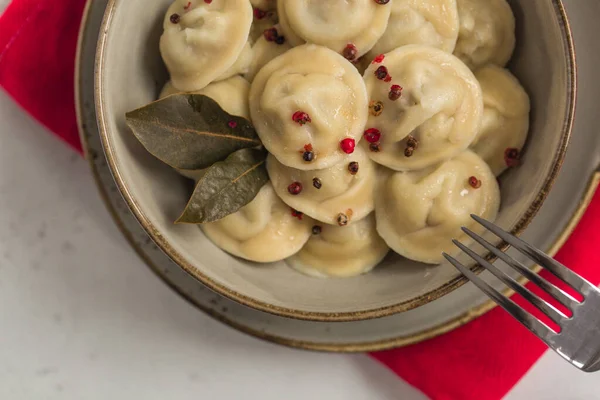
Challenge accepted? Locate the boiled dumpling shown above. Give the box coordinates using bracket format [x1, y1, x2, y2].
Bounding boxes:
[267, 147, 376, 226]
[361, 45, 483, 171]
[215, 41, 254, 81]
[287, 215, 390, 278]
[159, 76, 250, 118]
[376, 150, 500, 264]
[277, 0, 392, 58]
[454, 0, 515, 70]
[250, 45, 369, 170]
[471, 65, 530, 176]
[159, 81, 180, 99]
[201, 183, 313, 263]
[160, 0, 253, 92]
[159, 76, 251, 180]
[367, 0, 459, 57]
[245, 31, 292, 82]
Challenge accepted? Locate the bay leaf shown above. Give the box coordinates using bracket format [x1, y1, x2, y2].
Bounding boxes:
[125, 94, 261, 170]
[176, 148, 269, 224]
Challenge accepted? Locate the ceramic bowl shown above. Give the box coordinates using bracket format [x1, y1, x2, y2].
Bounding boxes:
[95, 0, 575, 321]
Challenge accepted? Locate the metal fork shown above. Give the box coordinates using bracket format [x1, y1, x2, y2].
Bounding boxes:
[444, 215, 600, 373]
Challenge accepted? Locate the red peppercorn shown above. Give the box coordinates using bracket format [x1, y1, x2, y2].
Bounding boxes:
[389, 85, 403, 101]
[204, 0, 213, 3]
[292, 111, 311, 125]
[364, 128, 381, 143]
[375, 66, 389, 81]
[253, 8, 267, 19]
[288, 182, 303, 195]
[340, 138, 356, 154]
[170, 13, 181, 24]
[373, 0, 390, 4]
[342, 44, 358, 61]
[504, 148, 521, 167]
[468, 176, 482, 189]
[228, 121, 237, 129]
[384, 75, 392, 83]
[372, 54, 385, 64]
[263, 27, 279, 42]
[337, 213, 349, 226]
[291, 209, 304, 220]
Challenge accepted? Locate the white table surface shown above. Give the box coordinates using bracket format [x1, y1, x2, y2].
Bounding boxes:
[1, 4, 600, 400]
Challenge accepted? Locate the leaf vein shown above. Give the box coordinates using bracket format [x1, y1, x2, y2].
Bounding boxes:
[152, 121, 259, 143]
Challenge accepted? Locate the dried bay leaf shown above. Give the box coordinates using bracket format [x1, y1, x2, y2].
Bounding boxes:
[125, 94, 261, 170]
[176, 148, 269, 224]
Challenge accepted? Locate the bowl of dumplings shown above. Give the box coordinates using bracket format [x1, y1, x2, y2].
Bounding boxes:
[95, 0, 575, 321]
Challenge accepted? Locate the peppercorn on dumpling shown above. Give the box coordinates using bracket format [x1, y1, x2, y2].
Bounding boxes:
[201, 183, 313, 263]
[266, 147, 376, 226]
[277, 0, 392, 59]
[470, 65, 530, 176]
[287, 214, 390, 278]
[367, 0, 460, 57]
[376, 150, 500, 264]
[250, 45, 369, 170]
[160, 0, 253, 92]
[453, 0, 516, 70]
[361, 45, 483, 172]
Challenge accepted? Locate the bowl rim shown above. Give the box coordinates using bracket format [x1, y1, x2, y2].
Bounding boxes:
[94, 0, 577, 322]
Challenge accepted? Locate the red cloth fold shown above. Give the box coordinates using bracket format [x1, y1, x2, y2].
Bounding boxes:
[2, 1, 598, 399]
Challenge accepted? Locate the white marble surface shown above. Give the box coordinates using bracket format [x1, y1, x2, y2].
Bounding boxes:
[1, 2, 600, 400]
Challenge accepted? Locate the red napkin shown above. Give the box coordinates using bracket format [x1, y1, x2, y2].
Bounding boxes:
[2, 1, 599, 399]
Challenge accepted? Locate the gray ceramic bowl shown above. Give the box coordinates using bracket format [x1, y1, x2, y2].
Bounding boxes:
[95, 0, 575, 321]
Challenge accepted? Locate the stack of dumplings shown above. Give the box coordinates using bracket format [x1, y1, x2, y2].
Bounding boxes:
[158, 0, 530, 277]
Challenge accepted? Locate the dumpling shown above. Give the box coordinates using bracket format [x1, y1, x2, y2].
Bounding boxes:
[159, 81, 180, 99]
[471, 66, 530, 176]
[453, 0, 515, 70]
[250, 45, 369, 170]
[287, 215, 390, 278]
[159, 0, 253, 92]
[361, 45, 483, 171]
[215, 41, 254, 81]
[245, 31, 292, 82]
[159, 76, 250, 118]
[277, 0, 392, 58]
[266, 147, 375, 226]
[376, 150, 500, 264]
[159, 76, 251, 180]
[201, 183, 313, 263]
[367, 0, 459, 57]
